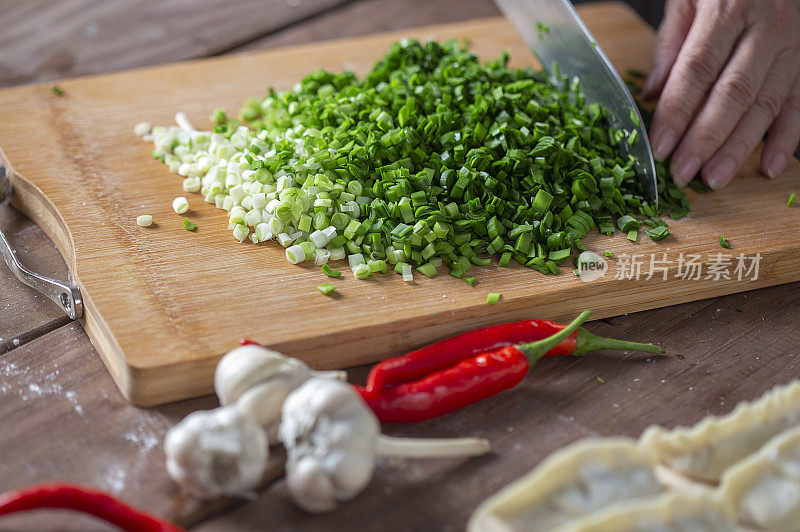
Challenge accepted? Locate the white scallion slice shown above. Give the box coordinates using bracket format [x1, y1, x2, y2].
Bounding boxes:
[276, 233, 294, 247]
[348, 253, 365, 270]
[136, 215, 153, 227]
[172, 196, 189, 214]
[402, 264, 413, 282]
[286, 245, 306, 264]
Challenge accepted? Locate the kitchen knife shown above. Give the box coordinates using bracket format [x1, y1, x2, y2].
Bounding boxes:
[495, 0, 658, 206]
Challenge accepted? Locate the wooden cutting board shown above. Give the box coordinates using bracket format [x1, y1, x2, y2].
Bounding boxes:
[1, 2, 799, 407]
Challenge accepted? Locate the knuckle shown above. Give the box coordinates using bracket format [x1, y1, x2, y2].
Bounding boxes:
[681, 51, 720, 85]
[715, 73, 759, 108]
[694, 128, 728, 154]
[756, 88, 786, 120]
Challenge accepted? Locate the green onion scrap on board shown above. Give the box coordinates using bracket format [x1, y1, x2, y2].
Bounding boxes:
[140, 40, 688, 281]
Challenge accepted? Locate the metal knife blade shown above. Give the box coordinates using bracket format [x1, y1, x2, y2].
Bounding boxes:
[495, 0, 658, 206]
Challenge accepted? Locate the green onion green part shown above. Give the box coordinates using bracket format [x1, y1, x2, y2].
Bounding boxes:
[719, 235, 730, 249]
[486, 292, 501, 305]
[51, 85, 64, 95]
[317, 282, 336, 295]
[321, 264, 341, 277]
[789, 193, 797, 207]
[182, 218, 196, 231]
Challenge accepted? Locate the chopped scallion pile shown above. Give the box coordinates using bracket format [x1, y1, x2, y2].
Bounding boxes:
[140, 39, 688, 283]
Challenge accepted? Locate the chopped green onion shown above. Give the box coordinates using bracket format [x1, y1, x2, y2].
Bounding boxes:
[353, 263, 372, 279]
[627, 229, 638, 242]
[645, 226, 669, 241]
[416, 262, 438, 278]
[172, 196, 189, 214]
[625, 68, 645, 79]
[51, 85, 64, 95]
[317, 282, 336, 295]
[182, 218, 196, 231]
[486, 292, 501, 305]
[463, 276, 476, 286]
[141, 39, 688, 280]
[719, 235, 730, 249]
[136, 215, 153, 227]
[596, 376, 605, 384]
[321, 264, 341, 277]
[368, 260, 388, 274]
[789, 193, 797, 206]
[604, 250, 613, 258]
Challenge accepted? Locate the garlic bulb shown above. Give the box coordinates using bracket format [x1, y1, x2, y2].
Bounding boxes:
[279, 378, 491, 513]
[165, 407, 268, 499]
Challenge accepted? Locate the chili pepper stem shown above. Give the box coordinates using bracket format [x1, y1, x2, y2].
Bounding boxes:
[374, 435, 491, 458]
[574, 329, 664, 356]
[517, 310, 593, 364]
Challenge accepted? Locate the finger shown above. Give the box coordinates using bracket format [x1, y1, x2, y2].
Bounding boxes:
[700, 52, 797, 189]
[643, 0, 696, 98]
[649, 2, 746, 162]
[670, 30, 784, 186]
[762, 78, 800, 178]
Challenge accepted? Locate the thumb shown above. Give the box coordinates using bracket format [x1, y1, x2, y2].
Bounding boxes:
[643, 0, 696, 98]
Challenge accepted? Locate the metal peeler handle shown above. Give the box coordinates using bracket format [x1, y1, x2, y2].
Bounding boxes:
[0, 166, 83, 320]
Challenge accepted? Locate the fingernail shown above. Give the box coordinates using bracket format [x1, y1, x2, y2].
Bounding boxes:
[765, 152, 787, 178]
[705, 156, 736, 190]
[652, 127, 677, 161]
[673, 156, 701, 186]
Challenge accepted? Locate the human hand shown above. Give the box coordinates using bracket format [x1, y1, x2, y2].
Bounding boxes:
[643, 0, 800, 189]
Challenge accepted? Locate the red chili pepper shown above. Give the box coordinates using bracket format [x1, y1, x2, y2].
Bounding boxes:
[358, 311, 664, 423]
[239, 338, 262, 346]
[365, 316, 664, 391]
[358, 345, 530, 423]
[0, 484, 184, 532]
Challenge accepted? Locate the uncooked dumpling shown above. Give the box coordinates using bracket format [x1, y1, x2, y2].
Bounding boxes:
[718, 424, 800, 531]
[467, 438, 662, 532]
[640, 380, 800, 482]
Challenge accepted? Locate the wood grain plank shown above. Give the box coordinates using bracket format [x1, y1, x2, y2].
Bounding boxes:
[2, 5, 800, 406]
[235, 0, 500, 52]
[0, 0, 350, 88]
[0, 204, 71, 353]
[0, 323, 285, 530]
[196, 284, 800, 531]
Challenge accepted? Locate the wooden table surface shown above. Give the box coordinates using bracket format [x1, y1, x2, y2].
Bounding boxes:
[2, 1, 799, 531]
